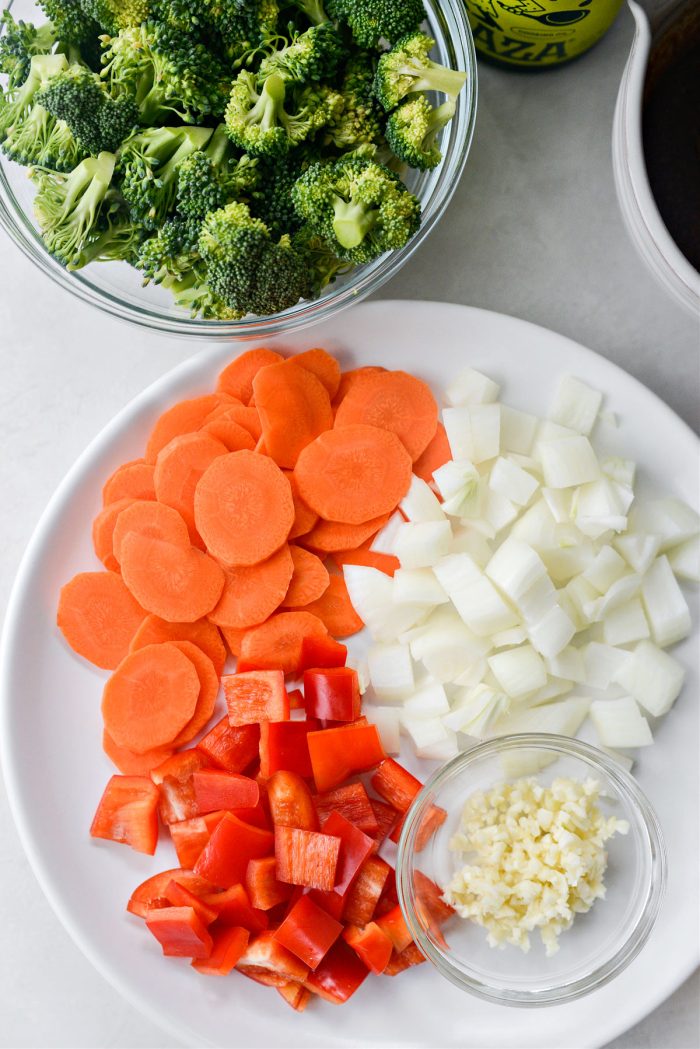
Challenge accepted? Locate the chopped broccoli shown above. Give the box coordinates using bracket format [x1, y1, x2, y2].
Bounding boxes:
[292, 154, 420, 262]
[324, 51, 382, 150]
[136, 214, 201, 283]
[37, 64, 138, 155]
[0, 52, 67, 141]
[374, 32, 467, 112]
[258, 22, 345, 84]
[292, 222, 349, 293]
[385, 94, 454, 170]
[0, 53, 86, 169]
[37, 0, 100, 45]
[285, 0, 329, 26]
[176, 125, 259, 219]
[118, 124, 213, 229]
[326, 0, 424, 48]
[31, 149, 117, 267]
[80, 0, 151, 35]
[225, 71, 340, 158]
[0, 13, 57, 89]
[163, 268, 245, 319]
[199, 200, 312, 315]
[71, 208, 143, 266]
[251, 149, 314, 237]
[210, 0, 281, 64]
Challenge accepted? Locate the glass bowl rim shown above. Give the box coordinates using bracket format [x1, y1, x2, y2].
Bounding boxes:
[396, 733, 667, 1007]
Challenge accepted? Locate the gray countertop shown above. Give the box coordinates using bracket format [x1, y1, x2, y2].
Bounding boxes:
[0, 5, 698, 1047]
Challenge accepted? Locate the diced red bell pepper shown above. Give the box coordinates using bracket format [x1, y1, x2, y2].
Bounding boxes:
[127, 869, 216, 919]
[388, 802, 447, 848]
[273, 895, 343, 969]
[298, 634, 347, 672]
[196, 716, 260, 774]
[322, 810, 374, 896]
[164, 879, 219, 925]
[276, 982, 311, 1011]
[151, 750, 209, 825]
[90, 775, 159, 855]
[145, 906, 213, 959]
[267, 770, 318, 830]
[287, 688, 305, 710]
[259, 719, 320, 779]
[191, 925, 249, 975]
[245, 856, 293, 910]
[342, 921, 393, 974]
[314, 783, 379, 836]
[193, 769, 260, 814]
[304, 939, 369, 1004]
[274, 825, 340, 891]
[307, 723, 385, 792]
[169, 811, 227, 869]
[240, 968, 288, 988]
[200, 883, 268, 932]
[371, 758, 422, 813]
[368, 799, 400, 848]
[376, 903, 412, 953]
[413, 870, 454, 949]
[303, 668, 361, 722]
[306, 886, 345, 921]
[194, 812, 274, 888]
[384, 941, 426, 975]
[236, 931, 309, 985]
[342, 855, 392, 926]
[229, 804, 270, 830]
[374, 866, 398, 919]
[223, 670, 289, 726]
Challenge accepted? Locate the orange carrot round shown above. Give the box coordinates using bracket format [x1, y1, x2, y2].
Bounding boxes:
[112, 500, 190, 565]
[285, 471, 319, 540]
[145, 395, 220, 465]
[208, 545, 294, 629]
[57, 571, 146, 669]
[102, 642, 200, 753]
[293, 575, 363, 637]
[294, 425, 412, 525]
[282, 547, 330, 608]
[201, 418, 257, 452]
[333, 370, 438, 461]
[413, 421, 451, 484]
[92, 497, 134, 571]
[154, 432, 228, 542]
[332, 367, 386, 410]
[217, 349, 284, 404]
[102, 730, 174, 776]
[120, 535, 225, 623]
[252, 361, 333, 469]
[168, 640, 220, 747]
[238, 611, 328, 675]
[102, 461, 156, 505]
[129, 615, 227, 676]
[289, 349, 341, 399]
[220, 626, 247, 658]
[299, 514, 389, 553]
[331, 543, 400, 577]
[194, 450, 294, 566]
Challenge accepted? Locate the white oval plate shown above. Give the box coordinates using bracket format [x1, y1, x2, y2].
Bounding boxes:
[1, 302, 698, 1049]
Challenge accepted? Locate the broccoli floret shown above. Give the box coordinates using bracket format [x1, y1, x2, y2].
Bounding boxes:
[258, 23, 345, 83]
[0, 13, 57, 89]
[72, 208, 143, 266]
[292, 223, 349, 293]
[37, 0, 100, 45]
[324, 50, 382, 150]
[100, 22, 231, 125]
[176, 125, 259, 219]
[80, 0, 151, 35]
[326, 0, 424, 48]
[118, 124, 212, 229]
[251, 150, 311, 237]
[0, 52, 83, 170]
[291, 154, 420, 262]
[209, 0, 280, 64]
[374, 32, 467, 112]
[199, 200, 312, 315]
[37, 64, 138, 155]
[136, 214, 201, 282]
[225, 71, 339, 158]
[285, 0, 329, 26]
[385, 94, 454, 170]
[31, 149, 117, 267]
[0, 53, 66, 139]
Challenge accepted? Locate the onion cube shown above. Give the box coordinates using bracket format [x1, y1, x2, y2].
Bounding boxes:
[487, 644, 547, 698]
[548, 375, 602, 436]
[540, 436, 600, 488]
[613, 640, 685, 717]
[590, 696, 653, 748]
[444, 366, 500, 407]
[641, 556, 691, 647]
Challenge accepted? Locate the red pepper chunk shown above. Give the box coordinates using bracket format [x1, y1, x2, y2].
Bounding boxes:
[145, 906, 213, 959]
[388, 802, 447, 848]
[376, 903, 413, 953]
[151, 749, 209, 825]
[194, 812, 274, 888]
[246, 856, 293, 910]
[303, 667, 360, 722]
[200, 884, 268, 932]
[322, 810, 374, 896]
[164, 880, 219, 925]
[307, 723, 385, 792]
[298, 634, 347, 671]
[342, 855, 392, 926]
[223, 670, 289, 726]
[192, 925, 249, 976]
[276, 982, 311, 1011]
[371, 758, 422, 813]
[275, 825, 340, 891]
[267, 770, 318, 830]
[259, 718, 320, 779]
[314, 782, 379, 836]
[90, 775, 159, 855]
[369, 799, 400, 848]
[127, 868, 216, 919]
[287, 688, 306, 710]
[196, 716, 260, 773]
[343, 921, 393, 974]
[273, 895, 343, 969]
[193, 769, 259, 814]
[169, 810, 228, 868]
[237, 930, 309, 985]
[305, 939, 369, 1004]
[384, 941, 426, 975]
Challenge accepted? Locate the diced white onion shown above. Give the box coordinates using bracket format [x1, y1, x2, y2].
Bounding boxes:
[443, 405, 500, 464]
[546, 645, 585, 683]
[574, 479, 627, 537]
[485, 538, 546, 602]
[493, 695, 590, 739]
[595, 573, 642, 618]
[632, 498, 700, 552]
[400, 475, 446, 523]
[500, 405, 538, 454]
[487, 644, 547, 698]
[444, 366, 500, 407]
[582, 547, 628, 593]
[369, 511, 404, 555]
[392, 567, 448, 607]
[541, 487, 572, 524]
[449, 526, 493, 566]
[602, 597, 650, 646]
[600, 747, 634, 772]
[590, 696, 653, 748]
[527, 603, 576, 658]
[641, 556, 692, 647]
[548, 375, 602, 436]
[668, 536, 700, 582]
[394, 520, 452, 569]
[517, 573, 557, 623]
[402, 682, 450, 720]
[481, 488, 519, 535]
[367, 643, 414, 700]
[510, 499, 558, 550]
[415, 730, 460, 762]
[364, 706, 401, 754]
[613, 640, 685, 717]
[601, 456, 636, 487]
[489, 457, 539, 506]
[403, 716, 449, 752]
[492, 626, 527, 648]
[344, 565, 426, 642]
[525, 677, 573, 705]
[435, 553, 519, 636]
[583, 642, 632, 690]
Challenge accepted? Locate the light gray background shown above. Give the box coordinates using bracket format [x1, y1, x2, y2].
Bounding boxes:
[0, 6, 698, 1048]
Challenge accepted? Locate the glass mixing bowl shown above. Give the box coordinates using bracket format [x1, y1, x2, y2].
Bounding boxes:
[0, 0, 477, 338]
[397, 734, 666, 1007]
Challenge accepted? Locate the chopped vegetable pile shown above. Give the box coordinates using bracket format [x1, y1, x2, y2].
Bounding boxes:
[0, 0, 466, 319]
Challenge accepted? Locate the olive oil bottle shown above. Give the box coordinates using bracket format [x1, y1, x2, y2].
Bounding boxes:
[464, 0, 624, 68]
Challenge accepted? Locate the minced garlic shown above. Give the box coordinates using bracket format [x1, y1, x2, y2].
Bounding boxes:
[442, 777, 628, 955]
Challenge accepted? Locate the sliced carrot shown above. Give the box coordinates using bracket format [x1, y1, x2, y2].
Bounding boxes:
[202, 393, 244, 422]
[144, 394, 220, 465]
[413, 421, 451, 484]
[293, 575, 363, 637]
[282, 547, 330, 608]
[333, 370, 438, 462]
[289, 348, 341, 399]
[299, 514, 389, 554]
[130, 615, 226, 676]
[208, 545, 294, 629]
[102, 642, 200, 753]
[194, 450, 294, 567]
[102, 730, 174, 776]
[331, 541, 400, 576]
[238, 612, 328, 676]
[57, 571, 146, 669]
[254, 435, 267, 455]
[294, 425, 412, 525]
[92, 497, 134, 571]
[102, 461, 156, 505]
[112, 500, 190, 565]
[284, 471, 319, 540]
[168, 640, 220, 747]
[201, 418, 256, 452]
[252, 362, 333, 469]
[154, 432, 229, 544]
[217, 349, 284, 404]
[224, 405, 263, 442]
[120, 534, 225, 623]
[332, 367, 386, 410]
[220, 626, 247, 658]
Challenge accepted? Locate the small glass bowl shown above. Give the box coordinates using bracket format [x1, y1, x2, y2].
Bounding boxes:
[396, 734, 666, 1007]
[0, 0, 477, 338]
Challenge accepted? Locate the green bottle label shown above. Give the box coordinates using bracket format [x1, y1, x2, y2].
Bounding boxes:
[465, 0, 624, 67]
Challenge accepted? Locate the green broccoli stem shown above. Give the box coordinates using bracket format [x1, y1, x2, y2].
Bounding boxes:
[206, 124, 232, 166]
[296, 0, 329, 25]
[247, 73, 286, 131]
[423, 99, 456, 146]
[331, 196, 377, 249]
[401, 60, 467, 99]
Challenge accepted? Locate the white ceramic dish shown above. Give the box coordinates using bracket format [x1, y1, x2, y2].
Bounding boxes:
[1, 301, 698, 1048]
